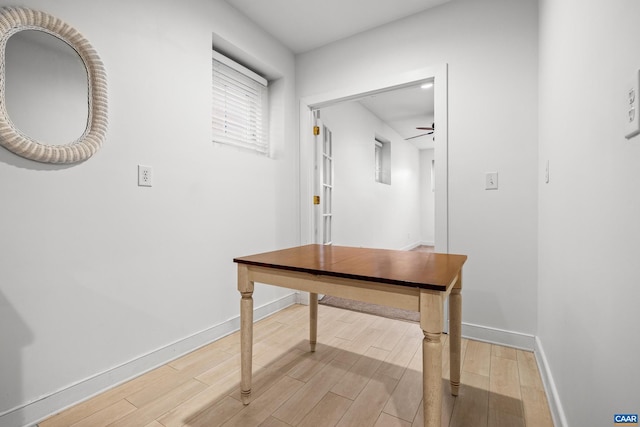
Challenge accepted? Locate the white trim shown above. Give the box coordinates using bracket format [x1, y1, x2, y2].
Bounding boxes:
[1, 293, 297, 427]
[400, 241, 424, 251]
[299, 64, 449, 253]
[461, 322, 535, 351]
[535, 337, 568, 427]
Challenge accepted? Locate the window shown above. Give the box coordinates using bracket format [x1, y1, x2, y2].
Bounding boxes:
[212, 50, 269, 155]
[375, 141, 383, 181]
[431, 159, 435, 192]
[375, 136, 391, 184]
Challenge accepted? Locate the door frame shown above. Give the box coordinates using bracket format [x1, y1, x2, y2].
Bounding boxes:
[299, 63, 449, 253]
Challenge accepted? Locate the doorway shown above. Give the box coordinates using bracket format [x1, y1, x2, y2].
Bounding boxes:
[299, 64, 449, 252]
[316, 85, 435, 250]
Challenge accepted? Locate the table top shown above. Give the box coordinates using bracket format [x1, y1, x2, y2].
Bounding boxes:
[234, 244, 467, 291]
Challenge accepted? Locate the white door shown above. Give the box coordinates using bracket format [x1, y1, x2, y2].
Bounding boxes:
[314, 113, 333, 245]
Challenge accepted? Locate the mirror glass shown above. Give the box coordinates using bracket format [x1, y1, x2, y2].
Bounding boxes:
[4, 30, 88, 146]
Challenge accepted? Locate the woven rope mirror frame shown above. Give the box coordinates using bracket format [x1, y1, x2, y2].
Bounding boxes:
[0, 6, 107, 163]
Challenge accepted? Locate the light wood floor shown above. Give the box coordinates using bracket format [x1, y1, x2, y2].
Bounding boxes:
[40, 304, 554, 427]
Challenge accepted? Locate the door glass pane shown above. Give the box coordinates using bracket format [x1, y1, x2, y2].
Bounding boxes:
[324, 157, 332, 186]
[324, 127, 332, 156]
[323, 187, 331, 214]
[324, 216, 332, 244]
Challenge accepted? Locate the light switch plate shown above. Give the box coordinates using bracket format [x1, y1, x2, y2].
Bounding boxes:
[545, 160, 550, 184]
[625, 69, 640, 139]
[485, 172, 498, 190]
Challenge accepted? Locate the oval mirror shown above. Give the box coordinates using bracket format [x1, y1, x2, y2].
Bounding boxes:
[5, 30, 89, 146]
[0, 7, 108, 163]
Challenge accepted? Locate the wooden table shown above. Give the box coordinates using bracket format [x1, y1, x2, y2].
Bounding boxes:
[234, 244, 466, 427]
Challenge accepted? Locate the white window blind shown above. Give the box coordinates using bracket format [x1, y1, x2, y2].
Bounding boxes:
[212, 51, 269, 154]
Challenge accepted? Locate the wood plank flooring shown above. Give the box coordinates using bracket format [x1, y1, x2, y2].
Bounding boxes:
[40, 304, 553, 427]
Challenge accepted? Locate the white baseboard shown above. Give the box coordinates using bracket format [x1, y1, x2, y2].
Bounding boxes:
[401, 241, 435, 251]
[296, 290, 309, 305]
[0, 293, 297, 427]
[534, 337, 567, 427]
[461, 322, 535, 351]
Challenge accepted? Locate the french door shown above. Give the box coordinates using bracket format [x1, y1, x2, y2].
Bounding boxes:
[314, 113, 333, 245]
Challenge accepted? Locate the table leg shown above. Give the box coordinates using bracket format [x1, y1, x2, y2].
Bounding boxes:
[449, 274, 462, 396]
[420, 290, 444, 427]
[238, 264, 254, 405]
[309, 293, 318, 352]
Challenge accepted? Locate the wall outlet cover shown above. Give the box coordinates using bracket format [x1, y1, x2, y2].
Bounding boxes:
[625, 69, 640, 139]
[138, 165, 153, 187]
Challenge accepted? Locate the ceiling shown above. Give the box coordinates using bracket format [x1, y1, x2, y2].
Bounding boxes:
[357, 84, 435, 150]
[223, 0, 449, 54]
[223, 0, 441, 150]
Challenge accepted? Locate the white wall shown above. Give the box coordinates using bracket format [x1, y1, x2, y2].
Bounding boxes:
[10, 1, 638, 425]
[0, 1, 298, 425]
[538, 1, 640, 425]
[420, 149, 435, 245]
[321, 102, 422, 250]
[297, 0, 539, 340]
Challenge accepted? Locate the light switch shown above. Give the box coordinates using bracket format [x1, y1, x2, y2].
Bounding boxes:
[625, 70, 640, 139]
[485, 172, 498, 190]
[545, 160, 550, 184]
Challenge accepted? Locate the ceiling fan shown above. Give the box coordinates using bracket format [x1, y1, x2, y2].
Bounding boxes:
[405, 123, 434, 141]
